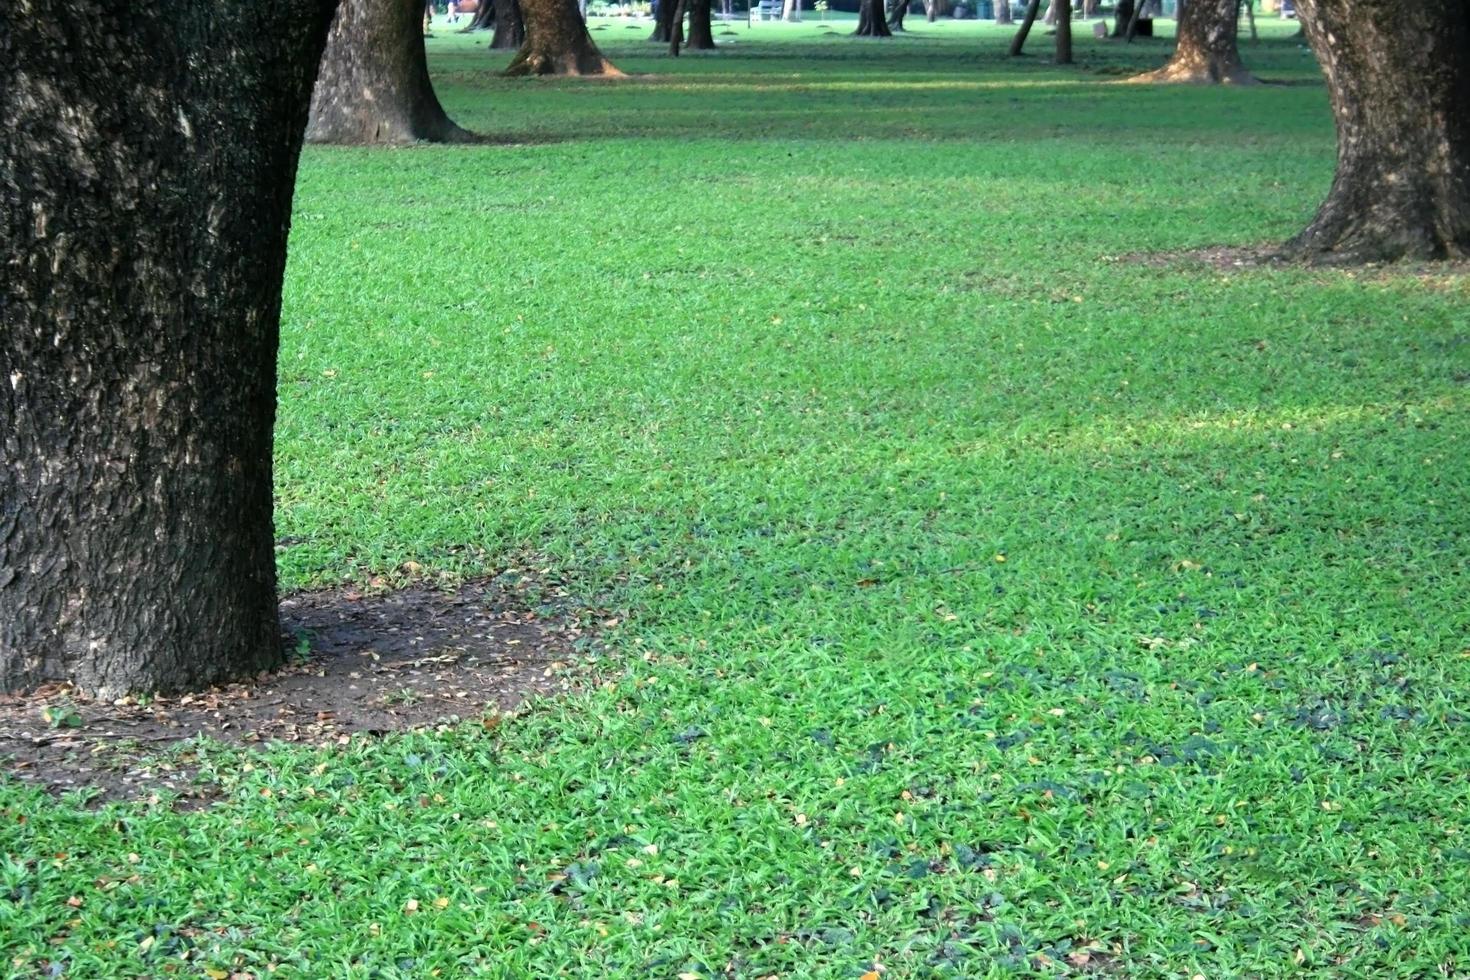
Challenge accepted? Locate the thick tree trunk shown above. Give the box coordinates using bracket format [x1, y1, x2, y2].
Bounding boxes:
[0, 0, 333, 697]
[888, 0, 911, 29]
[854, 0, 893, 35]
[687, 0, 718, 47]
[506, 0, 623, 74]
[309, 0, 474, 144]
[649, 0, 676, 42]
[1284, 0, 1470, 261]
[462, 0, 496, 29]
[1054, 0, 1071, 62]
[491, 0, 527, 47]
[1129, 0, 1253, 83]
[995, 0, 1012, 25]
[1009, 0, 1040, 53]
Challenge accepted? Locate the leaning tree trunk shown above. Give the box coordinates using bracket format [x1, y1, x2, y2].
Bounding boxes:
[687, 0, 717, 47]
[1284, 0, 1470, 261]
[1055, 0, 1071, 62]
[854, 0, 893, 35]
[462, 0, 496, 29]
[1128, 0, 1253, 83]
[491, 0, 526, 47]
[1009, 0, 1040, 53]
[888, 0, 912, 29]
[0, 0, 334, 698]
[309, 0, 475, 144]
[506, 0, 623, 74]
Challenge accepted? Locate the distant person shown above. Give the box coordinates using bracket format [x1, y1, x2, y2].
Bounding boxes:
[448, 0, 460, 22]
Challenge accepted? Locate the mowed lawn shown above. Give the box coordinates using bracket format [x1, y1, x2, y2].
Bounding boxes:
[5, 20, 1470, 978]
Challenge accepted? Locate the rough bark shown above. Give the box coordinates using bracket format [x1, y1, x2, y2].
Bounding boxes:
[490, 0, 526, 46]
[854, 0, 893, 35]
[1129, 0, 1254, 83]
[1054, 0, 1071, 62]
[506, 0, 623, 74]
[687, 0, 718, 47]
[309, 0, 474, 144]
[1009, 0, 1040, 54]
[1284, 0, 1470, 261]
[1, 0, 334, 697]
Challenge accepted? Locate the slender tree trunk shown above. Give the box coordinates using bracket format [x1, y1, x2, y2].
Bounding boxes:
[310, 0, 474, 144]
[888, 0, 911, 29]
[506, 0, 623, 74]
[1124, 0, 1144, 38]
[782, 0, 800, 21]
[668, 0, 687, 53]
[1055, 0, 1071, 62]
[687, 0, 718, 46]
[1284, 0, 1470, 261]
[854, 0, 893, 35]
[1112, 0, 1132, 35]
[462, 0, 496, 29]
[995, 0, 1012, 25]
[1043, 0, 1054, 25]
[927, 0, 937, 22]
[1, 0, 334, 698]
[1009, 0, 1040, 53]
[491, 0, 526, 47]
[1240, 0, 1256, 40]
[1129, 0, 1253, 82]
[649, 0, 676, 41]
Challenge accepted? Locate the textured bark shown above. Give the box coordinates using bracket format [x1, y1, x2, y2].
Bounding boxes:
[507, 0, 622, 73]
[491, 0, 527, 47]
[0, 0, 334, 697]
[1054, 0, 1071, 63]
[687, 0, 717, 47]
[1009, 0, 1040, 54]
[1130, 0, 1254, 83]
[854, 0, 892, 35]
[309, 0, 474, 144]
[1284, 0, 1470, 261]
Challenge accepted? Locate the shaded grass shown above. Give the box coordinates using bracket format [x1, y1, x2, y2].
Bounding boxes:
[4, 19, 1469, 980]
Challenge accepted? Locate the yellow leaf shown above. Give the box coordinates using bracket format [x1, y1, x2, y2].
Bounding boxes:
[206, 970, 229, 980]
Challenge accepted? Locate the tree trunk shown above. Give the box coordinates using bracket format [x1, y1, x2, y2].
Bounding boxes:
[1240, 0, 1256, 41]
[310, 0, 474, 144]
[1054, 0, 1072, 62]
[995, 0, 1012, 25]
[1043, 0, 1054, 24]
[782, 0, 800, 21]
[854, 0, 893, 34]
[927, 0, 937, 22]
[1284, 0, 1470, 261]
[649, 0, 676, 42]
[1129, 0, 1254, 82]
[506, 0, 623, 74]
[1009, 0, 1040, 53]
[462, 0, 496, 29]
[491, 0, 526, 47]
[0, 0, 334, 698]
[888, 0, 912, 29]
[687, 0, 718, 46]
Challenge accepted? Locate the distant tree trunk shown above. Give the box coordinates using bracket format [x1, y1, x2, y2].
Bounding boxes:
[1043, 0, 1054, 24]
[1082, 0, 1095, 15]
[1113, 0, 1132, 34]
[1009, 0, 1040, 53]
[783, 0, 800, 21]
[462, 0, 496, 29]
[310, 0, 474, 144]
[1240, 0, 1256, 40]
[1055, 0, 1071, 61]
[854, 0, 893, 34]
[1129, 0, 1253, 82]
[1, 0, 334, 697]
[688, 0, 717, 45]
[927, 0, 937, 21]
[668, 0, 687, 52]
[649, 0, 676, 41]
[888, 0, 912, 29]
[1124, 0, 1145, 38]
[506, 0, 623, 74]
[491, 0, 526, 46]
[1284, 0, 1470, 261]
[995, 0, 1012, 24]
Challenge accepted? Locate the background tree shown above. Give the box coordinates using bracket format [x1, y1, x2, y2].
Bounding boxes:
[649, 0, 677, 42]
[1286, 0, 1469, 260]
[995, 0, 1012, 25]
[1009, 0, 1040, 55]
[462, 0, 496, 29]
[1129, 0, 1253, 83]
[1, 0, 334, 696]
[887, 0, 914, 31]
[686, 0, 717, 48]
[310, 0, 475, 144]
[1054, 0, 1071, 64]
[491, 0, 527, 48]
[854, 0, 893, 36]
[507, 0, 623, 74]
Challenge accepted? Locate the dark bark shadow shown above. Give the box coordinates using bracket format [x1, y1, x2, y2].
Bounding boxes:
[0, 577, 594, 808]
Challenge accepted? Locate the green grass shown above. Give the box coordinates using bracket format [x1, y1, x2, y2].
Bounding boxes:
[5, 19, 1470, 979]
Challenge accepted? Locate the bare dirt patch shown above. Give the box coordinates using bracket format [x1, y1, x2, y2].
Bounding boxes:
[0, 578, 591, 806]
[1114, 245, 1470, 285]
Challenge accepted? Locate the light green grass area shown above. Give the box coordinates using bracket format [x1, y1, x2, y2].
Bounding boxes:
[5, 20, 1470, 979]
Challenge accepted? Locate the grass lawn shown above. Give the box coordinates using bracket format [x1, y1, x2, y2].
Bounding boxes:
[5, 18, 1470, 979]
